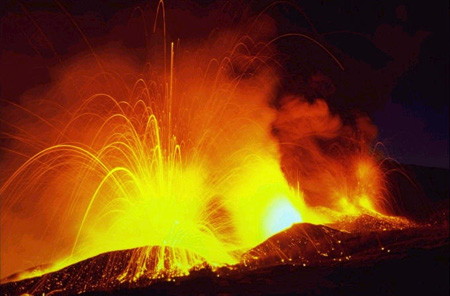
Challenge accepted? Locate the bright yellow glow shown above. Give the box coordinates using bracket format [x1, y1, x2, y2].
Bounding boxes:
[264, 196, 302, 236]
[358, 195, 375, 212]
[339, 197, 358, 215]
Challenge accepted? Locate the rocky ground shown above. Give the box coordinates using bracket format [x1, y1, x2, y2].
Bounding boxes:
[1, 217, 448, 296]
[1, 164, 448, 295]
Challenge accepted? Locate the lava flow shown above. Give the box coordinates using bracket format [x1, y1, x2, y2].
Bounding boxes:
[0, 2, 427, 294]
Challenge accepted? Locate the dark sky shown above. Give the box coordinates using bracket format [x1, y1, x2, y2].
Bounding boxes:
[1, 0, 448, 168]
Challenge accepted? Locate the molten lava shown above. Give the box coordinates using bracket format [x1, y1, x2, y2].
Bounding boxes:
[0, 3, 407, 287]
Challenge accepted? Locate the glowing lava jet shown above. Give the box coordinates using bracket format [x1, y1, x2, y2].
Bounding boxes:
[0, 3, 399, 286]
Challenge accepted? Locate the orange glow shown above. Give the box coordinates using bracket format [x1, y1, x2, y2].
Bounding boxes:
[0, 5, 402, 285]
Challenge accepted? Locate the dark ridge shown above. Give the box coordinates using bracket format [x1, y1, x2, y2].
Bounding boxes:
[1, 220, 448, 295]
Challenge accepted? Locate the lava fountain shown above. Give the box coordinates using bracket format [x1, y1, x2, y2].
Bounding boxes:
[1, 2, 439, 295]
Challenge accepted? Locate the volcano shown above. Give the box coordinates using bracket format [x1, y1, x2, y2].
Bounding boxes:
[1, 1, 448, 295]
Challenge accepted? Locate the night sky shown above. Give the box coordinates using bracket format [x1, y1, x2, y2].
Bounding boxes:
[1, 0, 448, 168]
